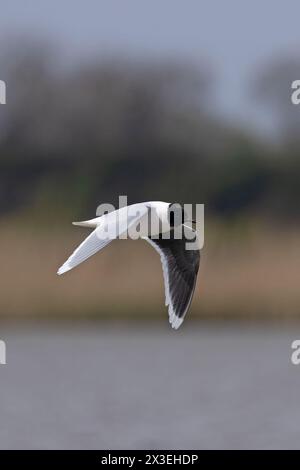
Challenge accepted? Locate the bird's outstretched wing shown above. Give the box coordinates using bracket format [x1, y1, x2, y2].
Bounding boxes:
[145, 226, 200, 329]
[57, 204, 149, 275]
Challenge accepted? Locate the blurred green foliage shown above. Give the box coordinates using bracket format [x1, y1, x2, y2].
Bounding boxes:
[0, 40, 299, 222]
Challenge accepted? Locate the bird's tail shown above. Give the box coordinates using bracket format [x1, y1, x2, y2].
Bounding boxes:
[72, 217, 100, 228]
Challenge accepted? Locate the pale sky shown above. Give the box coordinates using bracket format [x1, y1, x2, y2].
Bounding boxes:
[1, 0, 300, 134]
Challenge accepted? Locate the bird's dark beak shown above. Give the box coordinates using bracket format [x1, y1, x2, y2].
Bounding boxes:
[186, 220, 197, 227]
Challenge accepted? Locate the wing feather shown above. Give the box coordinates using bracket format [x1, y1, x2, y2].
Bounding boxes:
[58, 204, 149, 275]
[145, 227, 200, 329]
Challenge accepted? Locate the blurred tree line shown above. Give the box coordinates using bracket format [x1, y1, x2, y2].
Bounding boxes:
[0, 39, 299, 221]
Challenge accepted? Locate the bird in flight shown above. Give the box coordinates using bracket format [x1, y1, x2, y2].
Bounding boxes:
[57, 201, 200, 329]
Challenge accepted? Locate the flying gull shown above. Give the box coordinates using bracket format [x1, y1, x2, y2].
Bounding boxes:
[57, 201, 200, 329]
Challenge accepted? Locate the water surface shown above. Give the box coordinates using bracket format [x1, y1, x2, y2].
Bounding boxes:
[0, 323, 299, 449]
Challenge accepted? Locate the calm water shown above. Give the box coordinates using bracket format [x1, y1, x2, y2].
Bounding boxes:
[0, 322, 299, 449]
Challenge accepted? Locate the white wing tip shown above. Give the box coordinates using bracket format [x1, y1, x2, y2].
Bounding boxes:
[57, 264, 71, 275]
[170, 314, 184, 330]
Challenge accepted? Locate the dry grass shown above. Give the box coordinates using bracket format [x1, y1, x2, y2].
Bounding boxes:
[0, 217, 299, 321]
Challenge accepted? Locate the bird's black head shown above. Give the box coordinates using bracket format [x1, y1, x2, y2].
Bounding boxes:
[168, 202, 186, 227]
